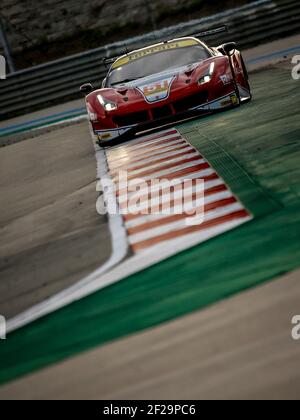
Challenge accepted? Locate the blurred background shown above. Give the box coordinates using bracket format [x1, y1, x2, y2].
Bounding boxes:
[0, 0, 299, 119]
[0, 0, 250, 69]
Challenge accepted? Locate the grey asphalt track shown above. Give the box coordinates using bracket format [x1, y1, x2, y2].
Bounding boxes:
[0, 35, 299, 399]
[0, 122, 111, 318]
[1, 269, 299, 400]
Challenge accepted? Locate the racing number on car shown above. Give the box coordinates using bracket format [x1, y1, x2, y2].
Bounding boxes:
[139, 77, 175, 103]
[143, 80, 169, 96]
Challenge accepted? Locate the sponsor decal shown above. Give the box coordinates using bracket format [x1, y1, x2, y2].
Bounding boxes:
[220, 74, 231, 85]
[99, 133, 112, 140]
[95, 126, 135, 141]
[197, 92, 237, 110]
[137, 77, 175, 103]
[88, 111, 98, 121]
[87, 104, 98, 121]
[220, 99, 232, 107]
[230, 93, 239, 105]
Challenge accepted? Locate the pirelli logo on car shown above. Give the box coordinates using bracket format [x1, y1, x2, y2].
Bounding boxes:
[112, 39, 199, 69]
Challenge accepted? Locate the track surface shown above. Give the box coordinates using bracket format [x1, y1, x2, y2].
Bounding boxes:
[1, 269, 299, 400]
[0, 43, 299, 398]
[0, 123, 111, 318]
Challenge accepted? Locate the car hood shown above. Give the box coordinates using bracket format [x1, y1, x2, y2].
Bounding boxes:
[114, 62, 204, 103]
[89, 59, 214, 110]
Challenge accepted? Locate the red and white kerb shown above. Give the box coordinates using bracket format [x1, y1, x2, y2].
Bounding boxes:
[105, 129, 252, 253]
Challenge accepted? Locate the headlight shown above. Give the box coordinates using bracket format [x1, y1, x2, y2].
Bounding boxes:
[97, 95, 118, 112]
[198, 62, 215, 85]
[198, 75, 212, 85]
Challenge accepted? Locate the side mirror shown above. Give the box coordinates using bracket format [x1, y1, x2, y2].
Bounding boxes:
[222, 42, 236, 56]
[80, 83, 93, 95]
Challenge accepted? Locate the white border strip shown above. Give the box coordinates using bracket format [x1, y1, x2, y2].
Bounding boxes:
[7, 142, 129, 334]
[6, 128, 252, 334]
[7, 215, 251, 334]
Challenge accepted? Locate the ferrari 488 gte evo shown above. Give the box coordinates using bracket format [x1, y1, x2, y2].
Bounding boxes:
[80, 31, 251, 146]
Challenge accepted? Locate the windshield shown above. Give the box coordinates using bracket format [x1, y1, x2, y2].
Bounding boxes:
[106, 44, 211, 87]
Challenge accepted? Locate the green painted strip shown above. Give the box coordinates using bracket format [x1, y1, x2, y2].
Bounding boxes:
[179, 127, 281, 217]
[0, 65, 299, 385]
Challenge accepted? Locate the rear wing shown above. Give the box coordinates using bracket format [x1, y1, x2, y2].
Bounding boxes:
[102, 25, 228, 67]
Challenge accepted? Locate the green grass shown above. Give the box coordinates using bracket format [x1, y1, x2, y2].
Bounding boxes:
[0, 64, 299, 385]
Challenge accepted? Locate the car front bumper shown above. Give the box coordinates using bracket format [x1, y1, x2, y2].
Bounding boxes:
[93, 91, 240, 146]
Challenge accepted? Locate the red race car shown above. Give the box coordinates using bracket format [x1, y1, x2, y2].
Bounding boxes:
[81, 29, 251, 146]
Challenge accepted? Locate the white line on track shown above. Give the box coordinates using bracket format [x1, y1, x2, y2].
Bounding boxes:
[7, 141, 129, 334]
